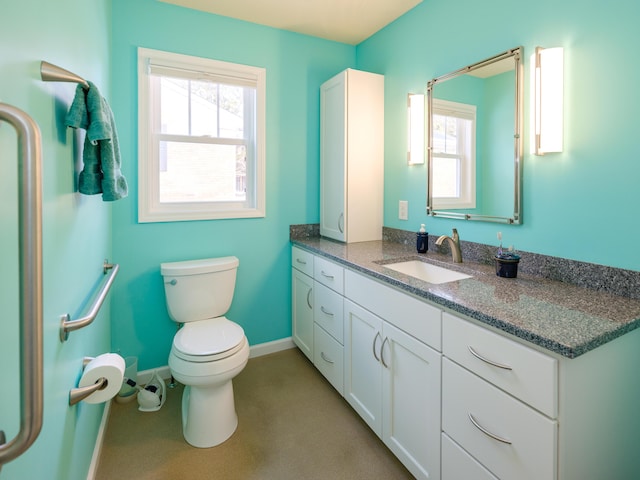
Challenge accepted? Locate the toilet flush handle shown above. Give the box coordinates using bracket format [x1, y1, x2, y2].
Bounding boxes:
[165, 279, 177, 286]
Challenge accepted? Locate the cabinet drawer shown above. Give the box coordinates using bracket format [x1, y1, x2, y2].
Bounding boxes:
[442, 433, 498, 480]
[314, 323, 344, 395]
[314, 282, 344, 344]
[442, 359, 557, 480]
[443, 313, 557, 417]
[345, 269, 441, 350]
[292, 246, 314, 277]
[314, 255, 344, 294]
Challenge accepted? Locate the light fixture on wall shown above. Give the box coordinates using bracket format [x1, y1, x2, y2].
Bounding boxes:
[531, 46, 564, 155]
[407, 93, 425, 165]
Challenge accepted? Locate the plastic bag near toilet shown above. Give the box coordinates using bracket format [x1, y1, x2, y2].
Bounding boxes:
[137, 370, 166, 412]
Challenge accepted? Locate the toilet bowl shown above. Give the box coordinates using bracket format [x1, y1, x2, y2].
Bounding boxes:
[161, 256, 248, 448]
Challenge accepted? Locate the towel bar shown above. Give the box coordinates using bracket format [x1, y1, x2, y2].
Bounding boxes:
[60, 260, 120, 342]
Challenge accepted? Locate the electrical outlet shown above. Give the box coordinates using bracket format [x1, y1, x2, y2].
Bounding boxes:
[399, 200, 408, 220]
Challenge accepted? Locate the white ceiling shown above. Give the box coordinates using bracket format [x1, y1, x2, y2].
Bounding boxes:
[159, 0, 423, 45]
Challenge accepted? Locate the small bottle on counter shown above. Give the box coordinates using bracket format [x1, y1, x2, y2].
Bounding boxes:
[416, 224, 428, 253]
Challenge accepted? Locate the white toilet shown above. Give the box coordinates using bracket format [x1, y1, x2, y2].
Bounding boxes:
[161, 256, 249, 448]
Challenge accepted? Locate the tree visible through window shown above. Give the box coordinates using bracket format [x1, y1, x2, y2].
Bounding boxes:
[138, 48, 265, 222]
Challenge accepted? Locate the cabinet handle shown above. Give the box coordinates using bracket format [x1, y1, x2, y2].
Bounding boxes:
[468, 413, 512, 445]
[372, 332, 381, 362]
[320, 352, 334, 364]
[468, 346, 513, 371]
[338, 213, 344, 233]
[306, 288, 312, 309]
[380, 337, 390, 368]
[296, 258, 307, 265]
[320, 306, 334, 316]
[320, 270, 334, 280]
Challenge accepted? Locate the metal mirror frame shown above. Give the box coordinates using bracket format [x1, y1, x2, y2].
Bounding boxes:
[426, 46, 524, 224]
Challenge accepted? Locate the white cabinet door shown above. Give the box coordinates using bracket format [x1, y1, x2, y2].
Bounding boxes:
[344, 299, 383, 436]
[320, 69, 383, 243]
[382, 321, 441, 480]
[320, 72, 347, 242]
[292, 268, 313, 361]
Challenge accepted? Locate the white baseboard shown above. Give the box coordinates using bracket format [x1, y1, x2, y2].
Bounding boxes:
[86, 400, 111, 480]
[249, 337, 295, 358]
[87, 337, 295, 479]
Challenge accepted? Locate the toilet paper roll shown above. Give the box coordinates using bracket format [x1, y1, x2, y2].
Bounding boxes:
[78, 353, 126, 404]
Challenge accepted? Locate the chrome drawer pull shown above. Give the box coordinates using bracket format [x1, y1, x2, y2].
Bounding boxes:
[372, 332, 381, 362]
[380, 337, 390, 369]
[468, 413, 512, 445]
[320, 306, 334, 316]
[468, 346, 513, 371]
[320, 270, 334, 279]
[296, 258, 307, 265]
[306, 288, 312, 309]
[320, 352, 334, 364]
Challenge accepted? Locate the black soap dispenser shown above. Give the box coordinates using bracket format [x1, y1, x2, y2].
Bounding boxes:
[417, 224, 428, 253]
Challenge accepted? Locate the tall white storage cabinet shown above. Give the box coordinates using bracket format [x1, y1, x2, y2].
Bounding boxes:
[320, 69, 384, 243]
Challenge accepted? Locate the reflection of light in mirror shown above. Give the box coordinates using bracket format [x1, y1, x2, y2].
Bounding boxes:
[531, 47, 564, 155]
[407, 93, 425, 164]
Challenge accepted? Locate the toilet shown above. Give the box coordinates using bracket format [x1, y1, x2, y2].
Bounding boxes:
[161, 256, 249, 448]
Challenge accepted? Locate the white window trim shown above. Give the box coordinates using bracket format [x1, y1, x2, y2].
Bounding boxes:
[431, 98, 476, 210]
[137, 47, 266, 223]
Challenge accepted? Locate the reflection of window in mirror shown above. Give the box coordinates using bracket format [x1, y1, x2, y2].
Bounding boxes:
[431, 99, 476, 209]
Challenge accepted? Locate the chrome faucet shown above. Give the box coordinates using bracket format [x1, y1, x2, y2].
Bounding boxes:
[435, 228, 462, 263]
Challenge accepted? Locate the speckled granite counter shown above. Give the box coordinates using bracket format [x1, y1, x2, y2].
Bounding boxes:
[291, 236, 640, 359]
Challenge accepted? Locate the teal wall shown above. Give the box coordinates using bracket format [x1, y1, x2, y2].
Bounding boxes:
[109, 0, 354, 370]
[358, 0, 640, 271]
[0, 1, 113, 479]
[2, 0, 639, 477]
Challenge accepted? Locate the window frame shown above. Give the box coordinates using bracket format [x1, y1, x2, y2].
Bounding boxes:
[430, 98, 476, 210]
[138, 47, 266, 223]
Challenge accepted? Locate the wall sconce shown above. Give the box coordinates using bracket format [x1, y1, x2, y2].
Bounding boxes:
[531, 46, 564, 155]
[407, 93, 425, 164]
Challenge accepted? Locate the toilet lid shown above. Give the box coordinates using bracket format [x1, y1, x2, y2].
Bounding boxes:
[173, 317, 245, 361]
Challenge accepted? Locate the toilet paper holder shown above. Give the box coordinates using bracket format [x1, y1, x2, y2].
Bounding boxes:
[69, 357, 108, 406]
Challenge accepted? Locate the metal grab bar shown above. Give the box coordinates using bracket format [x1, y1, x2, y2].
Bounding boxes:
[0, 103, 44, 468]
[59, 261, 119, 342]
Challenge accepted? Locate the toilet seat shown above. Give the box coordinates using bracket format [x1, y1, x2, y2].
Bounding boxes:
[173, 317, 245, 363]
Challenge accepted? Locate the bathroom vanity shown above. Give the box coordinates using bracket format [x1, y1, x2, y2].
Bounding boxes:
[291, 238, 640, 480]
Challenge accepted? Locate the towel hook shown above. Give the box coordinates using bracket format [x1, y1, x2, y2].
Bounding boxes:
[40, 61, 89, 90]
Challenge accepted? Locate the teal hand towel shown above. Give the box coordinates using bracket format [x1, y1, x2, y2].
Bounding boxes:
[65, 81, 128, 201]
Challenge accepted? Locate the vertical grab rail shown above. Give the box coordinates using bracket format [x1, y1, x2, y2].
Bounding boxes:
[0, 103, 44, 468]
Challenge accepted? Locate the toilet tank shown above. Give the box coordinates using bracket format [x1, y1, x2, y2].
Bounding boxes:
[161, 256, 239, 323]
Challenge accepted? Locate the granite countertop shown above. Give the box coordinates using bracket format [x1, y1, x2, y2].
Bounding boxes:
[291, 237, 640, 359]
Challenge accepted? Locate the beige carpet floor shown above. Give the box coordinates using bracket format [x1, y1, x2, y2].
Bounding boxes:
[96, 348, 414, 480]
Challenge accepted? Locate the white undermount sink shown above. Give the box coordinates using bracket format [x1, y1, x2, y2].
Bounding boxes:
[383, 260, 472, 284]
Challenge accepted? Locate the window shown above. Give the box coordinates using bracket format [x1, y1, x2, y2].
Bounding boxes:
[431, 99, 476, 210]
[138, 48, 266, 222]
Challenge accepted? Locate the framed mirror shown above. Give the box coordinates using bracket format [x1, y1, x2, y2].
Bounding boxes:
[427, 47, 523, 224]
